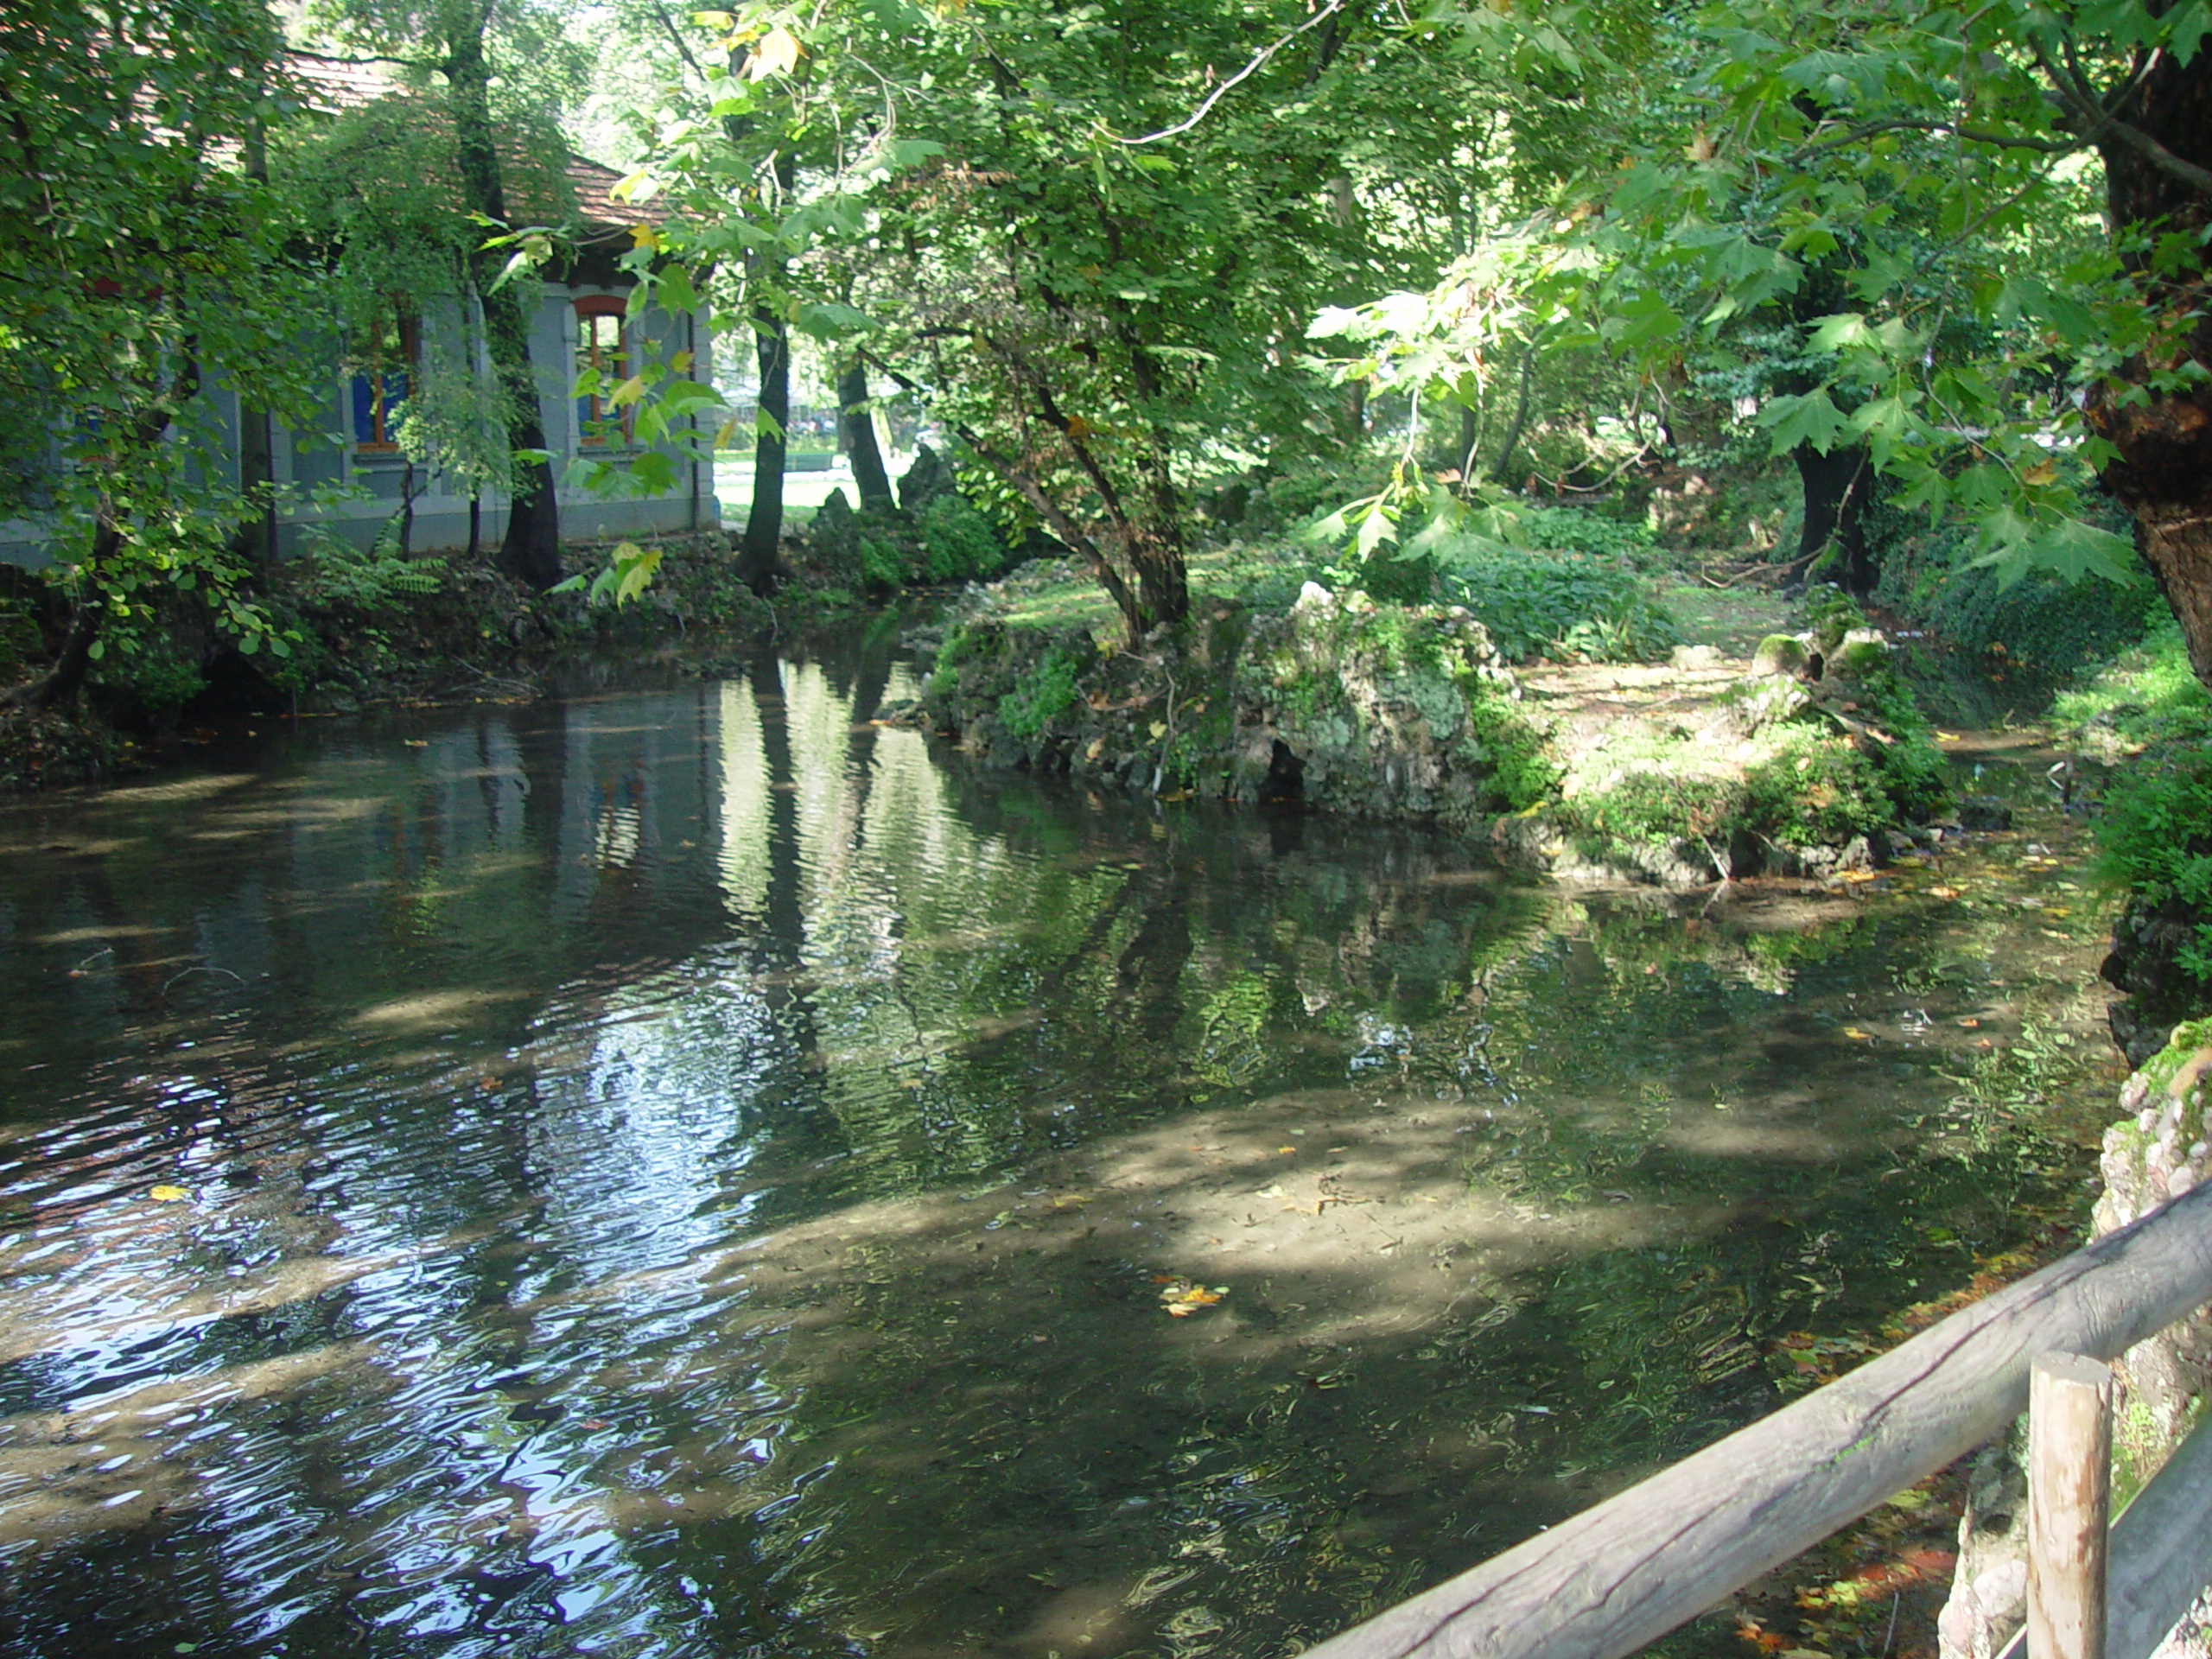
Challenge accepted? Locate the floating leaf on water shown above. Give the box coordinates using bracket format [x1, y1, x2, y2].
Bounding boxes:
[1842, 1027, 1872, 1040]
[1158, 1278, 1227, 1316]
[148, 1185, 189, 1202]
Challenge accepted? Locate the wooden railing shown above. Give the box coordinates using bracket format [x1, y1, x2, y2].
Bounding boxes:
[1300, 1179, 2212, 1659]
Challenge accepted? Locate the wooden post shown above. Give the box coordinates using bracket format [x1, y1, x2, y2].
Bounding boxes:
[2027, 1351, 2114, 1659]
[1294, 1179, 2212, 1659]
[2107, 1410, 2212, 1659]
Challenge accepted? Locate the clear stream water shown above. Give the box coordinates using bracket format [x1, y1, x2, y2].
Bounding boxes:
[0, 642, 2113, 1658]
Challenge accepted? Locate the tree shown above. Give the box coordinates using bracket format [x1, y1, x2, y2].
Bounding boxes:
[584, 2, 883, 594]
[613, 0, 1612, 644]
[278, 89, 555, 559]
[301, 0, 588, 591]
[859, 0, 1481, 643]
[1, 0, 324, 709]
[1332, 0, 2212, 684]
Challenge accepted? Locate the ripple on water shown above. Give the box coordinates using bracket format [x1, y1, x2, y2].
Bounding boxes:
[0, 681, 2117, 1657]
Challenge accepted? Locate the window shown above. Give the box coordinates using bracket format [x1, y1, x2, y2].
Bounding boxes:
[575, 300, 629, 446]
[350, 308, 418, 452]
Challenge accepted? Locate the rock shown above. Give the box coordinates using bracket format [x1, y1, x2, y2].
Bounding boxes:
[1713, 673, 1811, 738]
[1749, 633, 1812, 679]
[806, 488, 862, 584]
[1669, 644, 1725, 670]
[898, 444, 957, 515]
[1957, 796, 2012, 832]
[2104, 896, 2212, 1066]
[1826, 637, 1892, 686]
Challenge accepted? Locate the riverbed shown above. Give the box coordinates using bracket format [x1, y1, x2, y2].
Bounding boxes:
[0, 647, 2120, 1657]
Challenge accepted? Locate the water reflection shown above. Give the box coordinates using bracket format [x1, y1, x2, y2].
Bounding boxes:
[0, 652, 2099, 1657]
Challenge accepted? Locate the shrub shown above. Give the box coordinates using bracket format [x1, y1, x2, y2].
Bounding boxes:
[1434, 541, 1681, 664]
[295, 524, 448, 610]
[919, 494, 1008, 583]
[996, 643, 1084, 738]
[859, 534, 901, 592]
[1464, 690, 1561, 810]
[2097, 739, 2212, 984]
[1866, 494, 2159, 676]
[1516, 503, 1661, 566]
[92, 624, 207, 714]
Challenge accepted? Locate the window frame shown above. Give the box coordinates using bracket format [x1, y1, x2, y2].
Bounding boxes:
[350, 305, 419, 455]
[574, 296, 632, 448]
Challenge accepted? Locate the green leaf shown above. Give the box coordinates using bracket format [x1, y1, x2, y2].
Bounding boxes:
[2169, 0, 2212, 60]
[658, 264, 700, 315]
[793, 302, 874, 340]
[1758, 389, 1848, 455]
[1807, 312, 1874, 353]
[1354, 501, 1395, 559]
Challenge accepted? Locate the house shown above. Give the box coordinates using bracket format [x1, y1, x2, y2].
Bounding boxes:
[0, 54, 720, 570]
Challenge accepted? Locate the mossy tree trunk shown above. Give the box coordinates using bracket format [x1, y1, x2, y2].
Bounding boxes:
[836, 358, 895, 515]
[1792, 442, 1876, 595]
[447, 18, 562, 591]
[2088, 48, 2212, 690]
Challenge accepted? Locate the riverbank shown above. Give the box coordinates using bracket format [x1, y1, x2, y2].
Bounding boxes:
[0, 531, 798, 790]
[905, 556, 1952, 890]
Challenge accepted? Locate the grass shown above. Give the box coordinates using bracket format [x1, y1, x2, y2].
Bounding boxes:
[712, 452, 925, 528]
[984, 542, 1325, 642]
[2051, 619, 2211, 748]
[1655, 578, 1793, 657]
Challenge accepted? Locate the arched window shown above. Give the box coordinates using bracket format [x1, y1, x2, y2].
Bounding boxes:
[575, 296, 629, 446]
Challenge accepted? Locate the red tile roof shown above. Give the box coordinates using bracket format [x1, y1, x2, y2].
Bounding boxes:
[282, 51, 629, 232]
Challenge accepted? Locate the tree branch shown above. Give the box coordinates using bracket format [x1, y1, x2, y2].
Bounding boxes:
[1795, 115, 2086, 158]
[2033, 41, 2212, 196]
[1115, 0, 1346, 146]
[283, 47, 436, 69]
[861, 346, 1141, 629]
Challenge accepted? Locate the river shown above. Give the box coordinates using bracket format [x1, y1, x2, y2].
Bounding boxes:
[0, 644, 2117, 1657]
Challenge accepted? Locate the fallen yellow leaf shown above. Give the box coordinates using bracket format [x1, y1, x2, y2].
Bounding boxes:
[1842, 1027, 1872, 1040]
[149, 1184, 189, 1202]
[1158, 1278, 1228, 1316]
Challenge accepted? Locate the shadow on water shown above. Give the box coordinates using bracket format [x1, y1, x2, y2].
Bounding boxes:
[0, 637, 2114, 1658]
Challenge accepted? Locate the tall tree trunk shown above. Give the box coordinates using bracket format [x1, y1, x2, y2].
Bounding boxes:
[233, 90, 274, 564]
[736, 306, 790, 592]
[1791, 442, 1877, 595]
[1494, 347, 1538, 483]
[447, 21, 562, 590]
[2088, 49, 2212, 689]
[836, 359, 894, 515]
[736, 150, 799, 594]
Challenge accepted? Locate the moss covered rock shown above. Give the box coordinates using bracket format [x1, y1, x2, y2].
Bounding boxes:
[915, 572, 1948, 892]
